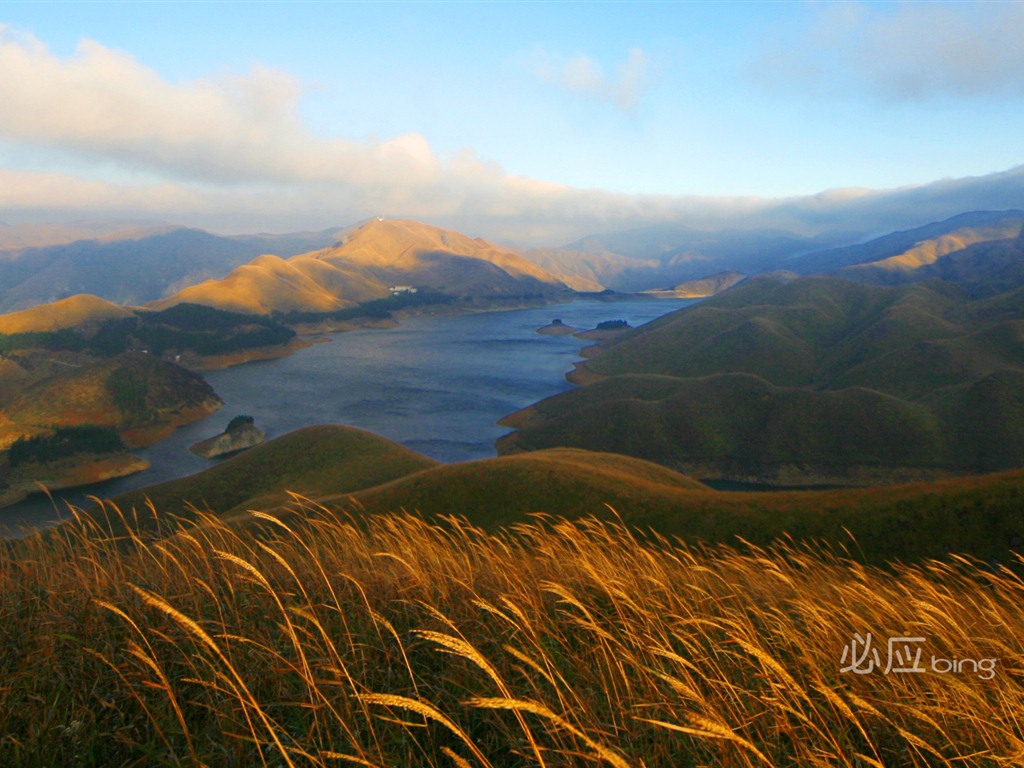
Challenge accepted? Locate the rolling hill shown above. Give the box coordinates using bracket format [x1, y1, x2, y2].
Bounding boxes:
[0, 351, 221, 451]
[83, 422, 1024, 566]
[154, 219, 573, 315]
[0, 294, 133, 334]
[102, 425, 439, 523]
[499, 274, 1024, 485]
[153, 253, 387, 314]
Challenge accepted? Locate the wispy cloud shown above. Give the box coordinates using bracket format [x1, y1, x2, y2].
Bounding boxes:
[532, 47, 649, 111]
[750, 2, 1024, 101]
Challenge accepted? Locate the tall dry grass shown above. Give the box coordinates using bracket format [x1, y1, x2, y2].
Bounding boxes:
[2, 499, 1023, 767]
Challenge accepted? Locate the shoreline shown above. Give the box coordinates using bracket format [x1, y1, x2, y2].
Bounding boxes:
[0, 452, 151, 511]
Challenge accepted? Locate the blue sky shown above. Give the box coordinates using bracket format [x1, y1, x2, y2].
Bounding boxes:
[0, 1, 1022, 242]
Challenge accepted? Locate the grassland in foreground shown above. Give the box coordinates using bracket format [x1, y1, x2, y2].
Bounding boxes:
[2, 504, 1023, 767]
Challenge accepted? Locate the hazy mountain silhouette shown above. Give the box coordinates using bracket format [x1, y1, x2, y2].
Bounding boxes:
[0, 226, 349, 313]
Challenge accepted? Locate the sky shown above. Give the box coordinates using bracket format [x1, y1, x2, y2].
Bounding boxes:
[0, 1, 1023, 244]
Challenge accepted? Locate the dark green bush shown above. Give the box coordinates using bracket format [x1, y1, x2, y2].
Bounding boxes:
[8, 425, 124, 467]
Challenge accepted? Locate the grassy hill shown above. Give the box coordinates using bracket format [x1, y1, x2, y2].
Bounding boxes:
[154, 219, 572, 316]
[0, 352, 221, 451]
[103, 425, 438, 525]
[152, 253, 388, 314]
[80, 422, 1024, 567]
[501, 275, 1024, 484]
[844, 228, 1024, 297]
[0, 294, 134, 334]
[0, 301, 299, 369]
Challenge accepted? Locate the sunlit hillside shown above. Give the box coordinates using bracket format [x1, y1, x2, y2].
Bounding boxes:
[785, 210, 1024, 276]
[3, 505, 1022, 767]
[0, 352, 220, 451]
[0, 294, 133, 334]
[843, 218, 1024, 274]
[153, 219, 572, 315]
[153, 253, 388, 314]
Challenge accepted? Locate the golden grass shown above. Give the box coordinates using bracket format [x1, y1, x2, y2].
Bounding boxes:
[0, 294, 133, 334]
[2, 500, 1023, 766]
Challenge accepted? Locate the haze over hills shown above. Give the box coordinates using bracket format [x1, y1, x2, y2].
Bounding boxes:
[785, 209, 1024, 275]
[0, 225, 350, 313]
[519, 208, 1024, 294]
[528, 225, 851, 292]
[0, 220, 171, 251]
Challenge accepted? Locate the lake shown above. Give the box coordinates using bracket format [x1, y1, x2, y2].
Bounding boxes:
[1, 297, 693, 535]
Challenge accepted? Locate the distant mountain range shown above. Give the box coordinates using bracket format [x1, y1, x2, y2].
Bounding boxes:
[3, 208, 1023, 317]
[0, 219, 574, 331]
[0, 225, 349, 313]
[524, 226, 850, 292]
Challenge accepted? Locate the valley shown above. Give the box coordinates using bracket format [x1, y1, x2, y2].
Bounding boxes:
[7, 7, 1024, 765]
[4, 179, 1024, 768]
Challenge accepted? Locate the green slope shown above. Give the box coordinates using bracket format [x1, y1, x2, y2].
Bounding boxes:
[502, 274, 1024, 484]
[48, 422, 1024, 565]
[340, 448, 1024, 566]
[339, 447, 709, 526]
[100, 425, 438, 528]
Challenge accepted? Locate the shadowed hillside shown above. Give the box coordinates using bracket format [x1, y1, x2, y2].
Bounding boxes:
[500, 274, 1024, 484]
[103, 425, 439, 523]
[82, 423, 1024, 566]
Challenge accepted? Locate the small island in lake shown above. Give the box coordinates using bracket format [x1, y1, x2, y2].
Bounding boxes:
[190, 415, 266, 459]
[536, 318, 581, 336]
[574, 319, 633, 340]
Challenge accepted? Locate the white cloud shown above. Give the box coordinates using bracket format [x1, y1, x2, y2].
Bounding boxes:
[1, 26, 1023, 246]
[0, 26, 441, 188]
[533, 47, 649, 110]
[751, 2, 1024, 101]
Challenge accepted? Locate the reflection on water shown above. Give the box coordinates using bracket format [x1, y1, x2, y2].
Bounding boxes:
[1, 297, 693, 535]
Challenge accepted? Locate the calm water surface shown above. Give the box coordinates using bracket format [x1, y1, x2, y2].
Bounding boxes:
[1, 297, 693, 535]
